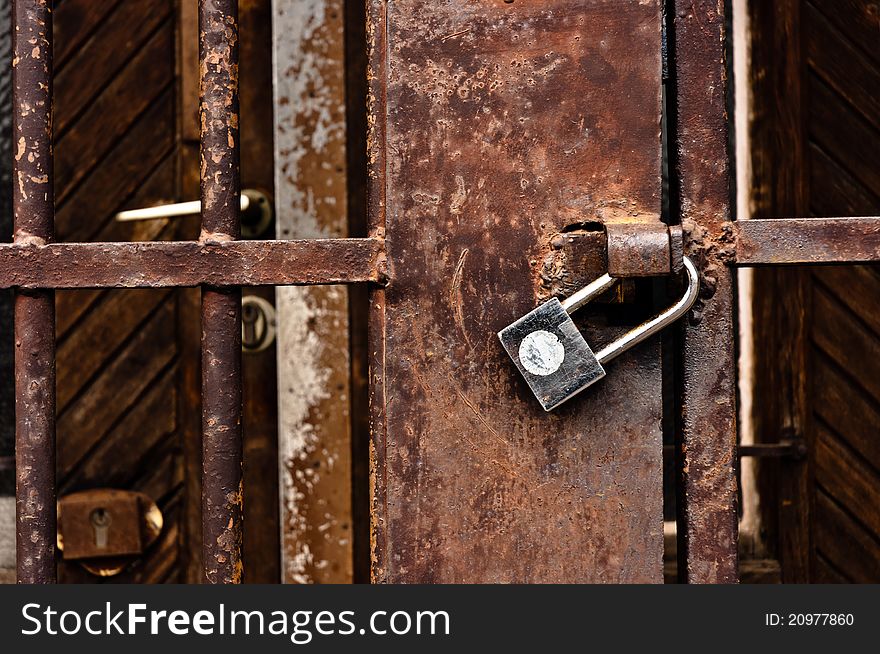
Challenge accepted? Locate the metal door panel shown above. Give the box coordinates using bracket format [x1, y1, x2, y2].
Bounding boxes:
[368, 0, 666, 583]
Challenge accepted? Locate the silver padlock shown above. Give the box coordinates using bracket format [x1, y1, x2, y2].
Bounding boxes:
[498, 256, 700, 411]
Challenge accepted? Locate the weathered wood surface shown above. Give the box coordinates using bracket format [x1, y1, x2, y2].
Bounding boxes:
[53, 0, 183, 583]
[369, 0, 665, 583]
[749, 0, 880, 582]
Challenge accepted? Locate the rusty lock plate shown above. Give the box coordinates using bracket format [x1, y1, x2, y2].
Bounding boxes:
[57, 489, 163, 576]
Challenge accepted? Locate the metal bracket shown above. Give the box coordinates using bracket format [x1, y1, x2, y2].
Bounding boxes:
[606, 221, 683, 277]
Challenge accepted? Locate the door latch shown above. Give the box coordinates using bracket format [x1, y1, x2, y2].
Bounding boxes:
[498, 256, 699, 411]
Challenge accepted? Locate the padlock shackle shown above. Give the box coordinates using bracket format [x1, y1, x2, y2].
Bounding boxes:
[560, 273, 617, 313]
[594, 256, 700, 365]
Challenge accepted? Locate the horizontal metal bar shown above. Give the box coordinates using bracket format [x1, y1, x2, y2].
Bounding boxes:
[738, 440, 806, 460]
[0, 238, 385, 289]
[734, 217, 880, 265]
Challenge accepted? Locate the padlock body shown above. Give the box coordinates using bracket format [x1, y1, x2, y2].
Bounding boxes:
[498, 298, 605, 411]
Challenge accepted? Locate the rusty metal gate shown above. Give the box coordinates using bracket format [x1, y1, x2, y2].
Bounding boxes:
[4, 0, 880, 583]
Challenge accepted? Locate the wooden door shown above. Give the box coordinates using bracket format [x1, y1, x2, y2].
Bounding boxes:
[750, 0, 880, 582]
[50, 0, 279, 583]
[53, 0, 184, 584]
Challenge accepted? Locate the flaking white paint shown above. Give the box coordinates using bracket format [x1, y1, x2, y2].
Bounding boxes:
[272, 0, 350, 584]
[273, 0, 344, 239]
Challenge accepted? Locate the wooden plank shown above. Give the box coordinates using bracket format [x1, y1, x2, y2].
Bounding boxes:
[55, 217, 171, 343]
[51, 0, 184, 585]
[54, 24, 174, 204]
[369, 0, 664, 583]
[56, 100, 176, 243]
[813, 265, 880, 342]
[176, 0, 204, 584]
[60, 367, 177, 492]
[272, 0, 354, 584]
[808, 75, 880, 197]
[814, 553, 850, 584]
[815, 426, 880, 540]
[56, 289, 172, 410]
[53, 0, 123, 67]
[812, 285, 880, 405]
[808, 0, 880, 69]
[804, 3, 880, 134]
[57, 303, 177, 481]
[809, 144, 880, 217]
[54, 0, 173, 137]
[814, 490, 880, 583]
[812, 353, 880, 474]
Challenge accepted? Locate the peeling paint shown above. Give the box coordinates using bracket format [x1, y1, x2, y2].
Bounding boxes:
[272, 0, 352, 584]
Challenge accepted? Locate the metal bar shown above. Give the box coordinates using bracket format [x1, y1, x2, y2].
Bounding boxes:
[738, 440, 807, 460]
[365, 0, 389, 584]
[671, 0, 739, 583]
[2, 214, 877, 290]
[0, 239, 384, 289]
[734, 217, 880, 265]
[12, 0, 56, 584]
[200, 0, 242, 584]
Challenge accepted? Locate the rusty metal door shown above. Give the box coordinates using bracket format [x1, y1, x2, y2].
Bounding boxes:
[4, 0, 880, 584]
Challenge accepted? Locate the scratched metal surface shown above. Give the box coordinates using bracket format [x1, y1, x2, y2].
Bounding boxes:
[370, 0, 665, 583]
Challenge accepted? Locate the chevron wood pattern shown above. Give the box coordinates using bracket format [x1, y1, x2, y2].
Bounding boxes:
[53, 0, 184, 583]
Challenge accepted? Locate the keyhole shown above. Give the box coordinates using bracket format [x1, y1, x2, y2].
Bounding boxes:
[90, 508, 112, 549]
[241, 296, 276, 353]
[242, 303, 264, 349]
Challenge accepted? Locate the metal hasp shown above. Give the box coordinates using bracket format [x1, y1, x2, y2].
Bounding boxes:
[499, 257, 700, 411]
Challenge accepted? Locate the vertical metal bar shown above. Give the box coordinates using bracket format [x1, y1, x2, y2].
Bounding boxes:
[199, 0, 242, 584]
[365, 0, 388, 583]
[671, 0, 739, 583]
[12, 0, 56, 584]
